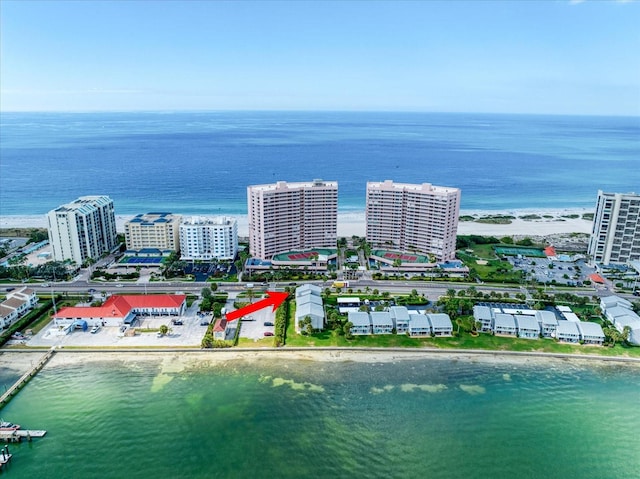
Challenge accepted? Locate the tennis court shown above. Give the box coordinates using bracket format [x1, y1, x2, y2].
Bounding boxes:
[494, 246, 546, 257]
[371, 250, 430, 263]
[119, 256, 166, 265]
[272, 248, 336, 262]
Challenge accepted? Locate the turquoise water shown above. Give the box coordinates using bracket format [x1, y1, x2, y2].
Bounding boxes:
[1, 112, 639, 216]
[2, 353, 640, 478]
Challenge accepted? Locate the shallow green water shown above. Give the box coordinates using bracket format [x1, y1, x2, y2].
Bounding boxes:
[2, 354, 640, 478]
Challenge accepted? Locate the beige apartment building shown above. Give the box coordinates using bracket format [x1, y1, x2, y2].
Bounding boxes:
[248, 180, 338, 260]
[124, 212, 182, 251]
[588, 190, 640, 265]
[366, 180, 461, 261]
[47, 195, 118, 265]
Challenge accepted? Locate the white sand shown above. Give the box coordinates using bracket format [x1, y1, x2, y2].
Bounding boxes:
[5, 348, 639, 370]
[0, 207, 593, 239]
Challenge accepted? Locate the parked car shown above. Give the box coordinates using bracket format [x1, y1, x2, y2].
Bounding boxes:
[90, 325, 100, 334]
[243, 316, 255, 321]
[171, 319, 183, 326]
[263, 321, 274, 327]
[263, 332, 274, 337]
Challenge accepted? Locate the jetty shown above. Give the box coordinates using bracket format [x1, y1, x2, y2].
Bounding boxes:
[0, 347, 55, 408]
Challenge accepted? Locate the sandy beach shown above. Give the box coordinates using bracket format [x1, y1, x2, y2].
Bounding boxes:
[2, 349, 639, 374]
[0, 207, 593, 238]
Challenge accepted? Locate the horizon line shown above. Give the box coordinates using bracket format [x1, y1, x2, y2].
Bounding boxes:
[1, 108, 638, 119]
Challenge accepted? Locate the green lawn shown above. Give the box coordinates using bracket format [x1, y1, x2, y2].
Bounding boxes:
[283, 328, 640, 357]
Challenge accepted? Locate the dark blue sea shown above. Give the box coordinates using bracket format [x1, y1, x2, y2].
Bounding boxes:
[0, 111, 638, 217]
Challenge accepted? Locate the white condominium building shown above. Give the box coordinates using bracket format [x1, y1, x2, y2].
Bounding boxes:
[124, 212, 182, 251]
[248, 180, 338, 260]
[179, 216, 238, 261]
[366, 180, 461, 261]
[588, 190, 640, 265]
[47, 195, 118, 265]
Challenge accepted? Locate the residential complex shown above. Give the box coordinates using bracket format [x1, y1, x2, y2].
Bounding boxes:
[46, 195, 118, 265]
[472, 302, 606, 345]
[0, 287, 38, 332]
[365, 180, 461, 261]
[588, 190, 640, 265]
[124, 213, 182, 251]
[247, 180, 338, 260]
[179, 216, 238, 261]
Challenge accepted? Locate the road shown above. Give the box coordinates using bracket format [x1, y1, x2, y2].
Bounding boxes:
[2, 276, 621, 302]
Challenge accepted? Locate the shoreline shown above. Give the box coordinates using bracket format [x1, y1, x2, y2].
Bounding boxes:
[0, 207, 594, 238]
[3, 347, 639, 370]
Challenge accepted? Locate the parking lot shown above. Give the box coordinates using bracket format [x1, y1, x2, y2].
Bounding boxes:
[509, 257, 597, 287]
[236, 307, 276, 340]
[25, 302, 213, 348]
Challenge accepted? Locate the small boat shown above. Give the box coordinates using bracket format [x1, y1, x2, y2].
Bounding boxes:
[0, 421, 21, 431]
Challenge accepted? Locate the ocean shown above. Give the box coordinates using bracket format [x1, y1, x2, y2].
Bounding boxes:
[2, 353, 639, 479]
[1, 111, 639, 217]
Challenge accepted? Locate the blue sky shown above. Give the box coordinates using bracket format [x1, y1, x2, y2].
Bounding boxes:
[1, 0, 639, 115]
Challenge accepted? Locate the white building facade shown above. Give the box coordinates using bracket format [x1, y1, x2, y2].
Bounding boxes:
[179, 216, 238, 261]
[588, 190, 640, 265]
[365, 180, 461, 261]
[247, 180, 338, 260]
[47, 195, 118, 265]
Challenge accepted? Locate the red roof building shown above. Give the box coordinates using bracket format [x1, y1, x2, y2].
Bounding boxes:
[589, 274, 606, 284]
[544, 246, 557, 258]
[213, 318, 228, 340]
[53, 294, 187, 327]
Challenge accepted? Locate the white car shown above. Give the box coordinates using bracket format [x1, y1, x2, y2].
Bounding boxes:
[90, 325, 100, 334]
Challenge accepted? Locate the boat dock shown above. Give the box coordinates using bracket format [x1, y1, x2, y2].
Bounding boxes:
[0, 347, 55, 409]
[0, 445, 13, 470]
[0, 429, 47, 443]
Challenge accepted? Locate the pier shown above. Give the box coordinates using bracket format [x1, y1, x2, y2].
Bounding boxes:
[0, 430, 47, 443]
[0, 347, 55, 409]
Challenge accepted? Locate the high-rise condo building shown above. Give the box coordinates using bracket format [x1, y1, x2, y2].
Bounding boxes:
[366, 180, 461, 261]
[179, 216, 238, 261]
[248, 180, 338, 260]
[588, 190, 640, 265]
[124, 213, 182, 251]
[46, 195, 118, 265]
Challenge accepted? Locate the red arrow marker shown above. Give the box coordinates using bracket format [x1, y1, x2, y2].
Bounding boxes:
[225, 291, 289, 322]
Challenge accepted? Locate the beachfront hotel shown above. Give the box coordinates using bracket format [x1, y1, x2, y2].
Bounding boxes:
[588, 190, 640, 265]
[247, 180, 338, 260]
[46, 195, 118, 265]
[365, 180, 461, 261]
[179, 216, 238, 261]
[124, 212, 182, 252]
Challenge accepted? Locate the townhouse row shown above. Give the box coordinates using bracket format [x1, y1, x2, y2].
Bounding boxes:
[0, 287, 39, 332]
[473, 304, 606, 345]
[349, 307, 453, 337]
[600, 295, 640, 345]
